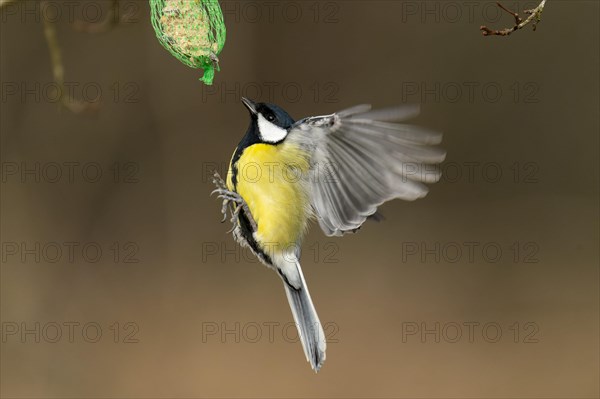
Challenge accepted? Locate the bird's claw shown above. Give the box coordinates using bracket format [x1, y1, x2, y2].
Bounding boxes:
[211, 170, 258, 233]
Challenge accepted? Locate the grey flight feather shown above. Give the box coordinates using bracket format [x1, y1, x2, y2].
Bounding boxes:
[288, 104, 446, 237]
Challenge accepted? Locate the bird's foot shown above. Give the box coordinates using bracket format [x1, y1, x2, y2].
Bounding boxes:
[211, 171, 258, 232]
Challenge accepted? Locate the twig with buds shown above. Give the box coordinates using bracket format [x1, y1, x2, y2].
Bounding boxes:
[480, 0, 547, 37]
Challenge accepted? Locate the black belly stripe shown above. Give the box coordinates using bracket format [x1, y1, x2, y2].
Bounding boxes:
[237, 202, 272, 266]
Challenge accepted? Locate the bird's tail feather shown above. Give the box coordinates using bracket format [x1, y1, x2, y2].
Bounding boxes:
[283, 263, 326, 372]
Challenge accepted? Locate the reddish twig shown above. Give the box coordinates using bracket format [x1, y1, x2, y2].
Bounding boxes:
[480, 0, 547, 37]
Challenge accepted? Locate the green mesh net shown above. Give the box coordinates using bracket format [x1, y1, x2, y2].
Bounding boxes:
[150, 0, 226, 85]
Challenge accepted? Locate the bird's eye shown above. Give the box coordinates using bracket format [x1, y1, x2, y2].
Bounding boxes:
[267, 114, 275, 122]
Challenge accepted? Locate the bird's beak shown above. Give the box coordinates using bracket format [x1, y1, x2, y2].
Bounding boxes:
[241, 97, 257, 115]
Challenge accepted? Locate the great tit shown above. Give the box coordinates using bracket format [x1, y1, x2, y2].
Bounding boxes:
[212, 98, 446, 372]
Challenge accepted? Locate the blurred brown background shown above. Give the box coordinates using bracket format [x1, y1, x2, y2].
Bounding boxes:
[1, 0, 598, 398]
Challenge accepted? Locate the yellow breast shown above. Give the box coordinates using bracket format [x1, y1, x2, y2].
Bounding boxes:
[227, 142, 311, 251]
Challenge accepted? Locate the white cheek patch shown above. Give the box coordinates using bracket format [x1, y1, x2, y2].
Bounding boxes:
[258, 114, 288, 143]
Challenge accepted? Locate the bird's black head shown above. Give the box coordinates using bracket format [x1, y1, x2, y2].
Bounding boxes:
[242, 97, 295, 144]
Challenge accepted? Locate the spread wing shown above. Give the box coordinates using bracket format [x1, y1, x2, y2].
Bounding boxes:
[287, 104, 446, 236]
